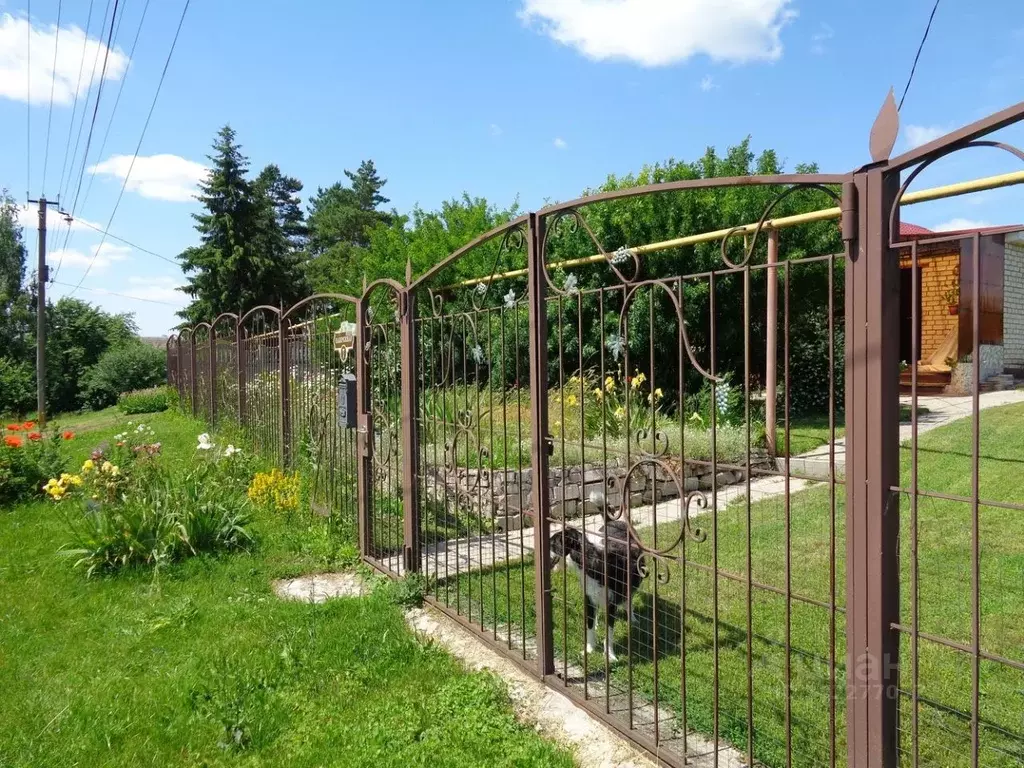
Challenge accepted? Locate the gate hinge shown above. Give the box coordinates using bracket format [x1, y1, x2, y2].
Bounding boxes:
[841, 180, 857, 244]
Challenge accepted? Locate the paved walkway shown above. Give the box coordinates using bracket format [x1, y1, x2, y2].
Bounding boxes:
[785, 390, 1024, 481]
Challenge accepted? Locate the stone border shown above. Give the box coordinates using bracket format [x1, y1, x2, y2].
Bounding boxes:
[427, 457, 772, 532]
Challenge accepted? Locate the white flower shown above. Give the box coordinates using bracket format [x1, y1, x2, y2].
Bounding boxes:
[606, 333, 624, 361]
[223, 444, 241, 457]
[503, 290, 516, 309]
[611, 246, 633, 265]
[563, 274, 579, 295]
[197, 433, 215, 451]
[471, 345, 485, 365]
[114, 433, 125, 441]
[476, 282, 488, 295]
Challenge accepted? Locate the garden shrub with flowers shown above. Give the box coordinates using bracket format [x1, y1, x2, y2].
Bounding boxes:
[0, 421, 74, 506]
[247, 468, 301, 514]
[53, 424, 257, 576]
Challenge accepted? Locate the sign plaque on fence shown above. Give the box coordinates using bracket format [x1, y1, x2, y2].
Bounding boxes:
[337, 373, 357, 429]
[333, 322, 356, 362]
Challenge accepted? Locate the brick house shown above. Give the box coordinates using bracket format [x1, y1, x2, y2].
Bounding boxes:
[898, 222, 1024, 393]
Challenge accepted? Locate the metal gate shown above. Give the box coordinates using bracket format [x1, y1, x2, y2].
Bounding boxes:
[169, 96, 1024, 768]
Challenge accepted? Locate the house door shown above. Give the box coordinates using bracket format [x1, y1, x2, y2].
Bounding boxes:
[900, 266, 923, 364]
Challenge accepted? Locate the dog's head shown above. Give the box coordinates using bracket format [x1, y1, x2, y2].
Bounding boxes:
[549, 526, 584, 569]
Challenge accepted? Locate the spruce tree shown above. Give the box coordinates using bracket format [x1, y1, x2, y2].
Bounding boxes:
[178, 127, 307, 324]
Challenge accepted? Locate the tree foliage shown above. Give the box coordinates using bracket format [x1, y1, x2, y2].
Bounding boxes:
[536, 139, 843, 395]
[45, 298, 139, 414]
[304, 160, 395, 296]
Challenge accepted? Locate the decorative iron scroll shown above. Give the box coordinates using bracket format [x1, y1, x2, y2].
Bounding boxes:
[443, 409, 493, 513]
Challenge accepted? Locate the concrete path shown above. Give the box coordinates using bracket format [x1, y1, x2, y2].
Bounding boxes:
[385, 474, 814, 577]
[785, 390, 1024, 481]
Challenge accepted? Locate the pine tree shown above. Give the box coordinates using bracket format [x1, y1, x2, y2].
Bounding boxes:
[178, 127, 307, 324]
[305, 159, 393, 294]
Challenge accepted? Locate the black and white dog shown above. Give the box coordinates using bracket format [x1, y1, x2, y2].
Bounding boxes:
[549, 519, 645, 662]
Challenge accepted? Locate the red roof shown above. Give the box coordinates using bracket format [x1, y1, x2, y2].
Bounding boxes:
[900, 222, 934, 236]
[900, 221, 1023, 239]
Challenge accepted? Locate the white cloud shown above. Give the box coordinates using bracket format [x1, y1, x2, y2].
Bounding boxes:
[489, 123, 503, 137]
[124, 275, 186, 304]
[904, 124, 949, 149]
[553, 137, 568, 149]
[88, 154, 209, 202]
[700, 75, 717, 92]
[810, 22, 833, 55]
[0, 12, 129, 105]
[50, 242, 131, 272]
[519, 0, 796, 67]
[934, 218, 993, 232]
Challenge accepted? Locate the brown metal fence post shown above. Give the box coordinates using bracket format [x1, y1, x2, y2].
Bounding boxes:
[527, 212, 555, 677]
[765, 228, 779, 456]
[399, 262, 422, 573]
[209, 327, 217, 425]
[279, 310, 292, 469]
[177, 337, 185, 406]
[354, 296, 373, 558]
[189, 330, 198, 419]
[236, 320, 246, 425]
[845, 170, 901, 768]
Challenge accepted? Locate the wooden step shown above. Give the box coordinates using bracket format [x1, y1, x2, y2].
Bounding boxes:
[900, 368, 950, 394]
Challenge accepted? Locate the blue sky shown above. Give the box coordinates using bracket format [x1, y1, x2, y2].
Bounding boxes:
[2, 0, 1023, 335]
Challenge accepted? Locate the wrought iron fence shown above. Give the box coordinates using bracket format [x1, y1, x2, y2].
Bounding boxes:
[167, 98, 1024, 768]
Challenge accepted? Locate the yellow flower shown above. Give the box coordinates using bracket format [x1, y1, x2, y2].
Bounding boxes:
[604, 376, 616, 393]
[109, 465, 121, 477]
[565, 394, 578, 407]
[593, 387, 603, 400]
[68, 475, 83, 486]
[82, 459, 95, 473]
[648, 387, 664, 403]
[631, 372, 646, 390]
[101, 461, 113, 474]
[614, 407, 625, 419]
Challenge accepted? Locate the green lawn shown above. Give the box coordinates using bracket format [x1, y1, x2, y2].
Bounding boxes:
[443, 403, 1024, 768]
[0, 409, 571, 767]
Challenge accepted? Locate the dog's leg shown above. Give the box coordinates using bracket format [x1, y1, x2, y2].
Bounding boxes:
[584, 594, 597, 654]
[605, 604, 619, 663]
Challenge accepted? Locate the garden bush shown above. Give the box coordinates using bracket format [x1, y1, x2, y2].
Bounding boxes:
[54, 425, 255, 575]
[780, 310, 845, 418]
[118, 386, 170, 414]
[0, 422, 73, 506]
[80, 343, 167, 410]
[0, 357, 35, 416]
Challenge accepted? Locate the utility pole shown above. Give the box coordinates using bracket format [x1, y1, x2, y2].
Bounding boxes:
[27, 196, 62, 426]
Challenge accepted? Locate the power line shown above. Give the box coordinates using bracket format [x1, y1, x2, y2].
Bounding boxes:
[75, 0, 153, 231]
[54, 0, 116, 275]
[69, 0, 191, 294]
[52, 279, 180, 306]
[26, 0, 31, 200]
[42, 0, 63, 195]
[898, 0, 941, 112]
[66, 0, 122, 218]
[56, 0, 97, 202]
[69, 216, 177, 265]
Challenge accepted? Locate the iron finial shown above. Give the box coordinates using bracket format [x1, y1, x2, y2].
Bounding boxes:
[869, 88, 900, 164]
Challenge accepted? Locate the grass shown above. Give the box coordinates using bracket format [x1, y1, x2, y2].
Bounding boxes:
[0, 408, 572, 767]
[440, 402, 1024, 768]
